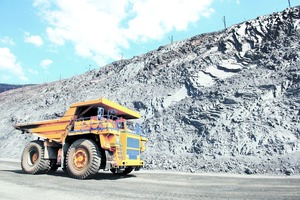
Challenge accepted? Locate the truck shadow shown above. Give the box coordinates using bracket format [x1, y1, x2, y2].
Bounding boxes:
[1, 169, 136, 180]
[92, 172, 137, 180]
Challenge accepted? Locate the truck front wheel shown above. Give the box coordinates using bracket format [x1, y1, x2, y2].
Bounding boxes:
[21, 140, 51, 174]
[66, 139, 101, 179]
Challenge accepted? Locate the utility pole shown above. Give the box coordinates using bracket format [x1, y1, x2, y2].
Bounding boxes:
[222, 16, 227, 30]
[288, 0, 291, 8]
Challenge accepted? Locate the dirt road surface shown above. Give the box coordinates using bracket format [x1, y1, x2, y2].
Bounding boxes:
[0, 159, 299, 200]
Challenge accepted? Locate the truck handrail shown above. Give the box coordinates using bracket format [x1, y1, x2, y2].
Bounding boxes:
[71, 116, 146, 136]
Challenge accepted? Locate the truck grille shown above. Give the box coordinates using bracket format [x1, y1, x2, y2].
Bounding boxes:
[127, 137, 140, 160]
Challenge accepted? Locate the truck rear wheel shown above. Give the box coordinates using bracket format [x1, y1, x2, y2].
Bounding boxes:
[21, 140, 51, 174]
[66, 139, 101, 179]
[46, 160, 59, 174]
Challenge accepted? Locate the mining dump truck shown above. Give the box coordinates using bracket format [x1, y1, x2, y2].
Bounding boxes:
[15, 98, 148, 179]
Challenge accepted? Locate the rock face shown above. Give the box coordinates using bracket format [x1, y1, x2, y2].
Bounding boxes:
[1, 6, 300, 175]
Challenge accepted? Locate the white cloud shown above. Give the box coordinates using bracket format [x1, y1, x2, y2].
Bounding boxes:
[28, 68, 39, 75]
[33, 0, 51, 8]
[33, 0, 214, 65]
[1, 74, 11, 81]
[236, 0, 240, 4]
[40, 59, 53, 69]
[24, 32, 44, 46]
[124, 0, 215, 41]
[0, 47, 28, 81]
[0, 36, 15, 46]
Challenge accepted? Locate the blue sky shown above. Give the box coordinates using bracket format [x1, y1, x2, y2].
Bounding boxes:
[0, 0, 296, 84]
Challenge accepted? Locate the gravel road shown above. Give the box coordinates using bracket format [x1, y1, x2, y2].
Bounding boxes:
[0, 160, 299, 200]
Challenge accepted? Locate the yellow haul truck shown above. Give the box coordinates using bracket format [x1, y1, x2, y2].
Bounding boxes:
[15, 98, 148, 179]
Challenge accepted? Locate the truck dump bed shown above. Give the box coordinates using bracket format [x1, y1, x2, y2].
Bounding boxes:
[15, 98, 141, 142]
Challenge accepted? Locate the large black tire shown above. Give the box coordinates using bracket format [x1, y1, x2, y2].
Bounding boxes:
[62, 160, 68, 174]
[21, 140, 51, 174]
[110, 167, 134, 175]
[62, 142, 70, 174]
[66, 139, 101, 179]
[46, 160, 59, 174]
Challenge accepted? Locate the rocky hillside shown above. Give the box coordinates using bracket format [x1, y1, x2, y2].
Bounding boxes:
[0, 6, 299, 175]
